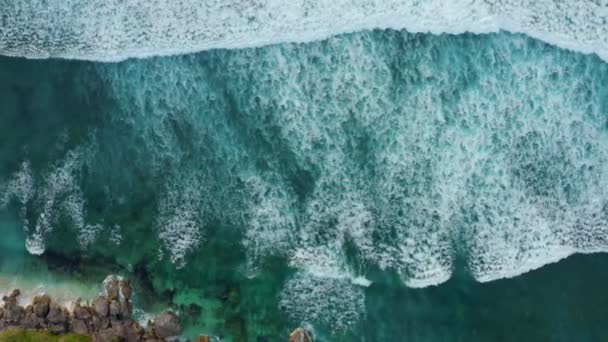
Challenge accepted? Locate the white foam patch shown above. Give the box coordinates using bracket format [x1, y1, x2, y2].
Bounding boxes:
[0, 161, 35, 213]
[0, 1, 607, 62]
[287, 177, 377, 282]
[0, 274, 98, 309]
[109, 224, 123, 246]
[156, 173, 206, 268]
[27, 149, 84, 254]
[279, 272, 366, 332]
[218, 32, 608, 286]
[0, 148, 104, 255]
[241, 174, 297, 275]
[61, 28, 608, 288]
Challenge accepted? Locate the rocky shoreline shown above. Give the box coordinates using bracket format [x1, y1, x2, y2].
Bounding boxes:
[1, 275, 312, 342]
[0, 275, 182, 341]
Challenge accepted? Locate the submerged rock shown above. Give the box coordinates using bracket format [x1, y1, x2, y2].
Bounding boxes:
[288, 328, 313, 342]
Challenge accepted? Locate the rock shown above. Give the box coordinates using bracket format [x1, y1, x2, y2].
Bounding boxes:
[95, 328, 117, 342]
[91, 315, 111, 330]
[104, 275, 120, 301]
[197, 336, 211, 342]
[72, 318, 89, 335]
[120, 300, 133, 317]
[109, 300, 121, 317]
[10, 289, 20, 299]
[25, 305, 33, 314]
[73, 300, 92, 320]
[2, 291, 24, 323]
[0, 280, 177, 342]
[32, 294, 51, 317]
[289, 328, 313, 342]
[21, 311, 36, 329]
[153, 311, 182, 338]
[111, 321, 127, 338]
[120, 279, 133, 300]
[46, 304, 68, 325]
[121, 320, 144, 342]
[92, 296, 109, 317]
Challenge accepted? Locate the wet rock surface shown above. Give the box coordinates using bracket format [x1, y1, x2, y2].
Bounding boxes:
[289, 327, 313, 342]
[1, 276, 310, 341]
[0, 276, 182, 341]
[151, 311, 182, 339]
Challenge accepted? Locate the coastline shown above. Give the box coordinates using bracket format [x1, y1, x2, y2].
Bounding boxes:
[0, 275, 183, 341]
[0, 275, 311, 342]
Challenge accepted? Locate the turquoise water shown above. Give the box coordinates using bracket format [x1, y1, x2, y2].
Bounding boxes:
[1, 29, 608, 341]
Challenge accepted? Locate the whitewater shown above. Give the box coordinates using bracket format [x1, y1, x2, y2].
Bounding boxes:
[0, 0, 607, 62]
[2, 1, 608, 334]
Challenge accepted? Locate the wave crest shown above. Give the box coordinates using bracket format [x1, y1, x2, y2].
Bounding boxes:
[0, 0, 607, 61]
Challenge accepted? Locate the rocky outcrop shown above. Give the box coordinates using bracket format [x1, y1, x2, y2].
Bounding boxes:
[1, 276, 307, 341]
[289, 328, 313, 342]
[0, 276, 182, 341]
[151, 311, 182, 339]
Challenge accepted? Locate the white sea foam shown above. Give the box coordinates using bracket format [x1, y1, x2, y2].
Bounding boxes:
[156, 173, 206, 268]
[0, 275, 98, 309]
[0, 161, 35, 212]
[0, 148, 103, 255]
[27, 149, 84, 255]
[241, 174, 297, 275]
[279, 272, 366, 332]
[24, 25, 607, 293]
[0, 1, 607, 62]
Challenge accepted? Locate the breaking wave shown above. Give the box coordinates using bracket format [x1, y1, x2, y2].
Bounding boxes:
[2, 19, 608, 334]
[0, 0, 607, 62]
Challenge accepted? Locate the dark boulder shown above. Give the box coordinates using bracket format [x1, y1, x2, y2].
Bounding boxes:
[109, 300, 121, 317]
[120, 279, 133, 300]
[153, 311, 182, 338]
[46, 304, 68, 324]
[2, 290, 25, 324]
[32, 294, 51, 318]
[120, 300, 133, 317]
[73, 299, 92, 320]
[72, 318, 89, 335]
[92, 296, 109, 317]
[95, 328, 117, 342]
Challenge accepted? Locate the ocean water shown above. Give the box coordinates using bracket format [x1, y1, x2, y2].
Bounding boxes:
[2, 2, 608, 341]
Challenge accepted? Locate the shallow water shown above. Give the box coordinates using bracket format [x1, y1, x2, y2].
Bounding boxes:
[1, 29, 608, 341]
